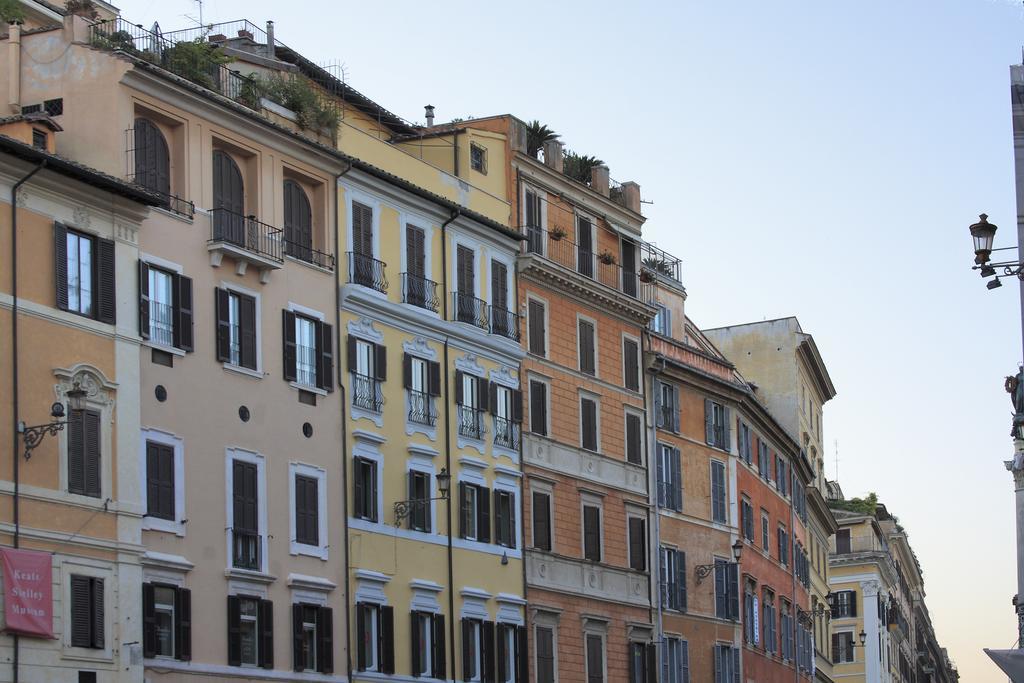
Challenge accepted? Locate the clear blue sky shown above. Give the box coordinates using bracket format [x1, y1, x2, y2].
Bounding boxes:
[116, 0, 1024, 678]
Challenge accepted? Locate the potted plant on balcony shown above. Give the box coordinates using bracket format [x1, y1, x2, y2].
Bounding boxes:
[639, 268, 655, 283]
[549, 227, 567, 242]
[642, 256, 674, 278]
[598, 250, 617, 265]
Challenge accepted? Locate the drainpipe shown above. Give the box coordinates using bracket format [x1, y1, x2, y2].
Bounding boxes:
[10, 159, 45, 683]
[334, 161, 354, 682]
[439, 208, 459, 681]
[790, 479, 799, 683]
[8, 22, 20, 114]
[641, 332, 658, 655]
[647, 344, 667, 662]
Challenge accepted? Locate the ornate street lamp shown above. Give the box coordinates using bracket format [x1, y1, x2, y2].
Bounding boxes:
[971, 213, 998, 265]
[694, 540, 743, 583]
[17, 381, 87, 460]
[393, 467, 451, 527]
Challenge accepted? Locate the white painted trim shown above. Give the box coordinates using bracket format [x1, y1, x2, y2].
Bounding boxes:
[61, 557, 114, 661]
[580, 492, 604, 562]
[527, 374, 551, 438]
[342, 186, 382, 259]
[289, 462, 329, 560]
[352, 439, 384, 524]
[406, 460, 439, 536]
[140, 251, 184, 275]
[142, 658, 349, 681]
[450, 232, 482, 300]
[225, 448, 269, 573]
[219, 280, 264, 375]
[624, 406, 645, 467]
[288, 301, 327, 322]
[140, 427, 186, 536]
[398, 210, 435, 282]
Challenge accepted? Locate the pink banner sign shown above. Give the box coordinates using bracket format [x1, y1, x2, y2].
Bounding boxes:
[1, 548, 53, 638]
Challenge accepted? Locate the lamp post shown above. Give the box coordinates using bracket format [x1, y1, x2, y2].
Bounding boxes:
[393, 467, 451, 527]
[17, 381, 87, 460]
[968, 214, 1024, 649]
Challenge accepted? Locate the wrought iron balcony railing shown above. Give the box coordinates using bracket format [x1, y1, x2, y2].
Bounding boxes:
[232, 530, 260, 570]
[402, 273, 439, 312]
[493, 416, 520, 450]
[149, 301, 174, 347]
[489, 306, 521, 341]
[348, 252, 388, 294]
[352, 373, 383, 413]
[457, 405, 484, 440]
[452, 292, 489, 330]
[285, 240, 335, 271]
[408, 390, 437, 427]
[209, 208, 284, 263]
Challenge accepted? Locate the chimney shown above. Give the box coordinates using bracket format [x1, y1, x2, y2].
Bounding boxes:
[424, 104, 435, 127]
[542, 139, 563, 173]
[8, 22, 19, 114]
[265, 21, 275, 59]
[620, 181, 641, 213]
[591, 164, 610, 197]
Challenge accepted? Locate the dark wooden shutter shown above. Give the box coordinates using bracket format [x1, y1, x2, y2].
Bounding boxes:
[458, 483, 468, 539]
[705, 399, 714, 444]
[477, 486, 491, 543]
[259, 599, 274, 669]
[457, 245, 474, 296]
[138, 260, 150, 339]
[83, 409, 100, 497]
[512, 389, 523, 424]
[677, 551, 687, 611]
[292, 603, 305, 671]
[54, 222, 68, 310]
[380, 605, 395, 674]
[628, 517, 645, 571]
[581, 398, 597, 451]
[428, 360, 441, 396]
[177, 587, 191, 661]
[295, 475, 318, 545]
[96, 237, 116, 324]
[530, 381, 547, 436]
[411, 611, 422, 677]
[496, 623, 508, 682]
[356, 605, 367, 670]
[92, 578, 104, 648]
[482, 621, 496, 683]
[70, 575, 91, 647]
[347, 335, 359, 374]
[578, 319, 595, 374]
[352, 202, 373, 256]
[174, 274, 193, 351]
[353, 459, 365, 519]
[215, 288, 231, 362]
[233, 461, 258, 535]
[671, 448, 682, 511]
[577, 217, 594, 278]
[831, 633, 840, 663]
[727, 562, 740, 620]
[67, 408, 84, 495]
[624, 338, 639, 390]
[403, 353, 413, 389]
[732, 647, 740, 683]
[318, 606, 333, 673]
[723, 407, 732, 450]
[431, 613, 445, 679]
[491, 260, 508, 311]
[645, 643, 657, 683]
[318, 321, 334, 392]
[142, 583, 156, 657]
[134, 118, 170, 197]
[536, 627, 554, 683]
[515, 625, 527, 683]
[850, 590, 858, 617]
[227, 595, 241, 665]
[586, 633, 603, 683]
[461, 619, 473, 681]
[374, 343, 387, 381]
[583, 506, 600, 561]
[476, 377, 489, 412]
[672, 386, 681, 431]
[282, 310, 297, 382]
[283, 179, 312, 258]
[146, 441, 174, 519]
[406, 225, 425, 279]
[494, 490, 508, 545]
[528, 300, 545, 355]
[213, 150, 244, 214]
[532, 491, 550, 551]
[454, 370, 465, 406]
[239, 293, 257, 370]
[488, 381, 499, 415]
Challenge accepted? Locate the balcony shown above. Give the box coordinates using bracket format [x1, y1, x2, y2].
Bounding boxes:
[232, 530, 260, 571]
[493, 416, 520, 450]
[208, 208, 284, 277]
[452, 292, 489, 330]
[408, 389, 436, 427]
[348, 252, 388, 294]
[285, 240, 335, 271]
[352, 373, 383, 413]
[401, 273, 440, 312]
[457, 405, 484, 440]
[489, 306, 521, 341]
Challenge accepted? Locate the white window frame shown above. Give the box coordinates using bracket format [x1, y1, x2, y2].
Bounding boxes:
[835, 629, 856, 663]
[238, 594, 261, 667]
[451, 233, 482, 300]
[625, 507, 647, 572]
[289, 462, 328, 560]
[621, 333, 641, 392]
[220, 280, 263, 378]
[65, 228, 95, 317]
[408, 460, 438, 535]
[343, 187, 382, 259]
[533, 611, 559, 683]
[490, 252, 515, 309]
[152, 583, 177, 659]
[139, 252, 184, 353]
[351, 435, 384, 525]
[414, 611, 434, 677]
[224, 448, 268, 575]
[525, 294, 550, 357]
[465, 618, 482, 682]
[357, 602, 381, 672]
[398, 212, 435, 282]
[299, 604, 318, 672]
[61, 557, 113, 660]
[140, 427, 186, 536]
[287, 301, 326, 392]
[651, 303, 671, 336]
[579, 390, 602, 453]
[521, 183, 547, 255]
[582, 626, 607, 683]
[576, 313, 599, 376]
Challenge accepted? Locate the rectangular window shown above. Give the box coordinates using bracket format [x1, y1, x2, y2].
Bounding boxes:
[349, 337, 385, 412]
[231, 460, 260, 571]
[832, 590, 857, 618]
[32, 128, 46, 149]
[741, 499, 754, 542]
[496, 623, 521, 683]
[145, 440, 174, 520]
[529, 379, 548, 436]
[705, 399, 729, 449]
[710, 461, 727, 523]
[743, 584, 755, 643]
[455, 371, 486, 439]
[763, 592, 777, 654]
[410, 611, 438, 678]
[470, 143, 487, 174]
[628, 516, 646, 571]
[662, 636, 690, 683]
[353, 457, 377, 522]
[356, 603, 394, 674]
[143, 583, 191, 661]
[525, 187, 543, 254]
[65, 229, 94, 316]
[582, 504, 601, 561]
[836, 528, 851, 554]
[578, 319, 596, 375]
[407, 470, 431, 532]
[761, 512, 770, 550]
[714, 644, 740, 683]
[294, 315, 317, 387]
[70, 575, 104, 649]
[68, 408, 101, 497]
[577, 215, 594, 279]
[294, 474, 319, 546]
[625, 412, 643, 465]
[659, 547, 687, 612]
[459, 483, 490, 543]
[404, 353, 440, 426]
[536, 626, 555, 683]
[461, 618, 494, 682]
[738, 423, 752, 464]
[215, 288, 257, 370]
[532, 490, 552, 551]
[528, 299, 546, 356]
[292, 603, 333, 673]
[657, 443, 682, 512]
[139, 262, 194, 352]
[832, 631, 855, 664]
[655, 381, 679, 432]
[623, 337, 640, 391]
[713, 559, 739, 621]
[585, 633, 604, 683]
[650, 303, 670, 336]
[490, 383, 522, 450]
[148, 267, 174, 345]
[778, 526, 789, 567]
[580, 395, 598, 452]
[55, 223, 114, 323]
[758, 441, 770, 479]
[494, 489, 516, 549]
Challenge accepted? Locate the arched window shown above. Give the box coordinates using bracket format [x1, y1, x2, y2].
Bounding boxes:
[133, 118, 170, 199]
[212, 150, 245, 244]
[283, 179, 312, 262]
